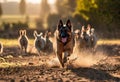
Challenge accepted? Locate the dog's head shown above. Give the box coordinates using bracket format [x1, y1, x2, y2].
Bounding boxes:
[87, 24, 96, 41]
[19, 30, 26, 36]
[81, 26, 90, 42]
[19, 30, 27, 39]
[57, 19, 72, 43]
[34, 30, 43, 42]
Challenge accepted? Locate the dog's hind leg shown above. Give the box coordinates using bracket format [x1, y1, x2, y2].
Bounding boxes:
[20, 46, 24, 54]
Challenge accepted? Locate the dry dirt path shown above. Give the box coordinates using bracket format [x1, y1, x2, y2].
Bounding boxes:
[0, 44, 120, 82]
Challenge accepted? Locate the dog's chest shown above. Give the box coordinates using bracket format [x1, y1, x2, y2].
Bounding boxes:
[63, 40, 73, 51]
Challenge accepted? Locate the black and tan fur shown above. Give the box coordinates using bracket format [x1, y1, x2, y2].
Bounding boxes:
[55, 19, 74, 67]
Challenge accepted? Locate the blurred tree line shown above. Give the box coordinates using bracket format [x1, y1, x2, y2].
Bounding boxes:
[74, 0, 120, 30]
[0, 3, 2, 17]
[49, 0, 120, 38]
[19, 0, 26, 15]
[47, 0, 77, 32]
[0, 0, 120, 38]
[47, 0, 120, 34]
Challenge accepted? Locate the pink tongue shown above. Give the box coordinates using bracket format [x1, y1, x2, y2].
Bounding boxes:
[62, 38, 67, 43]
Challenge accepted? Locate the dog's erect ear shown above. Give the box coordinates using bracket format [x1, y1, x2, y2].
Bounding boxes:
[45, 31, 51, 37]
[58, 19, 63, 30]
[23, 30, 26, 35]
[87, 24, 91, 31]
[34, 31, 38, 37]
[81, 26, 85, 32]
[91, 28, 95, 33]
[19, 30, 23, 36]
[66, 19, 72, 31]
[39, 32, 43, 36]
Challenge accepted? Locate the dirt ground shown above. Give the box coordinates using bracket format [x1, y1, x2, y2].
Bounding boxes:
[0, 44, 120, 82]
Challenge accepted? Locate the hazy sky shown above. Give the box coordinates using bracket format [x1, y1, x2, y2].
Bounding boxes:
[0, 0, 41, 3]
[0, 0, 56, 4]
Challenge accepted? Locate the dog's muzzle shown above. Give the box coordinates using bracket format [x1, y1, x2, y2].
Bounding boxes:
[84, 37, 88, 42]
[60, 32, 68, 43]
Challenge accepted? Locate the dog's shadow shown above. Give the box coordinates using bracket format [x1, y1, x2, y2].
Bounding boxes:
[69, 67, 120, 81]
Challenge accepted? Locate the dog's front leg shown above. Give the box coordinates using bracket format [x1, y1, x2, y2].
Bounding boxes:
[63, 51, 71, 63]
[57, 52, 64, 68]
[63, 52, 68, 63]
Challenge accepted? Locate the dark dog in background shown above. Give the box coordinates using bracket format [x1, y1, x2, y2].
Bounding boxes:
[34, 31, 53, 55]
[80, 26, 91, 49]
[55, 19, 74, 67]
[34, 31, 45, 55]
[18, 30, 28, 53]
[87, 24, 97, 51]
[74, 24, 97, 51]
[43, 31, 53, 53]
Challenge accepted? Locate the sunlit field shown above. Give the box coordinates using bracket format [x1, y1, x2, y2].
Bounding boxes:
[0, 0, 120, 81]
[0, 38, 119, 47]
[0, 18, 119, 81]
[0, 38, 34, 47]
[0, 38, 120, 68]
[98, 39, 120, 45]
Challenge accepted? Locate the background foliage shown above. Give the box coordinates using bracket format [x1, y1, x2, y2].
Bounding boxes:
[0, 0, 119, 39]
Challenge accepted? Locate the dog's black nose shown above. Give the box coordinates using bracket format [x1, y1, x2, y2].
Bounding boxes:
[61, 33, 66, 38]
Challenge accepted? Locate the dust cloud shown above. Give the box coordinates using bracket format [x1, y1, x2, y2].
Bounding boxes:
[47, 41, 108, 68]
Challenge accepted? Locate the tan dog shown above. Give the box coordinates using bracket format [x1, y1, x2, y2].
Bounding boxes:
[18, 30, 28, 53]
[55, 19, 74, 67]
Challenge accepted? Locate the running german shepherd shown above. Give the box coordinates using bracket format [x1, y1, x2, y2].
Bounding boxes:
[55, 19, 74, 67]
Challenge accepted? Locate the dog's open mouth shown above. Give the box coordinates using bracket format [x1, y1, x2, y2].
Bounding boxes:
[62, 37, 67, 43]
